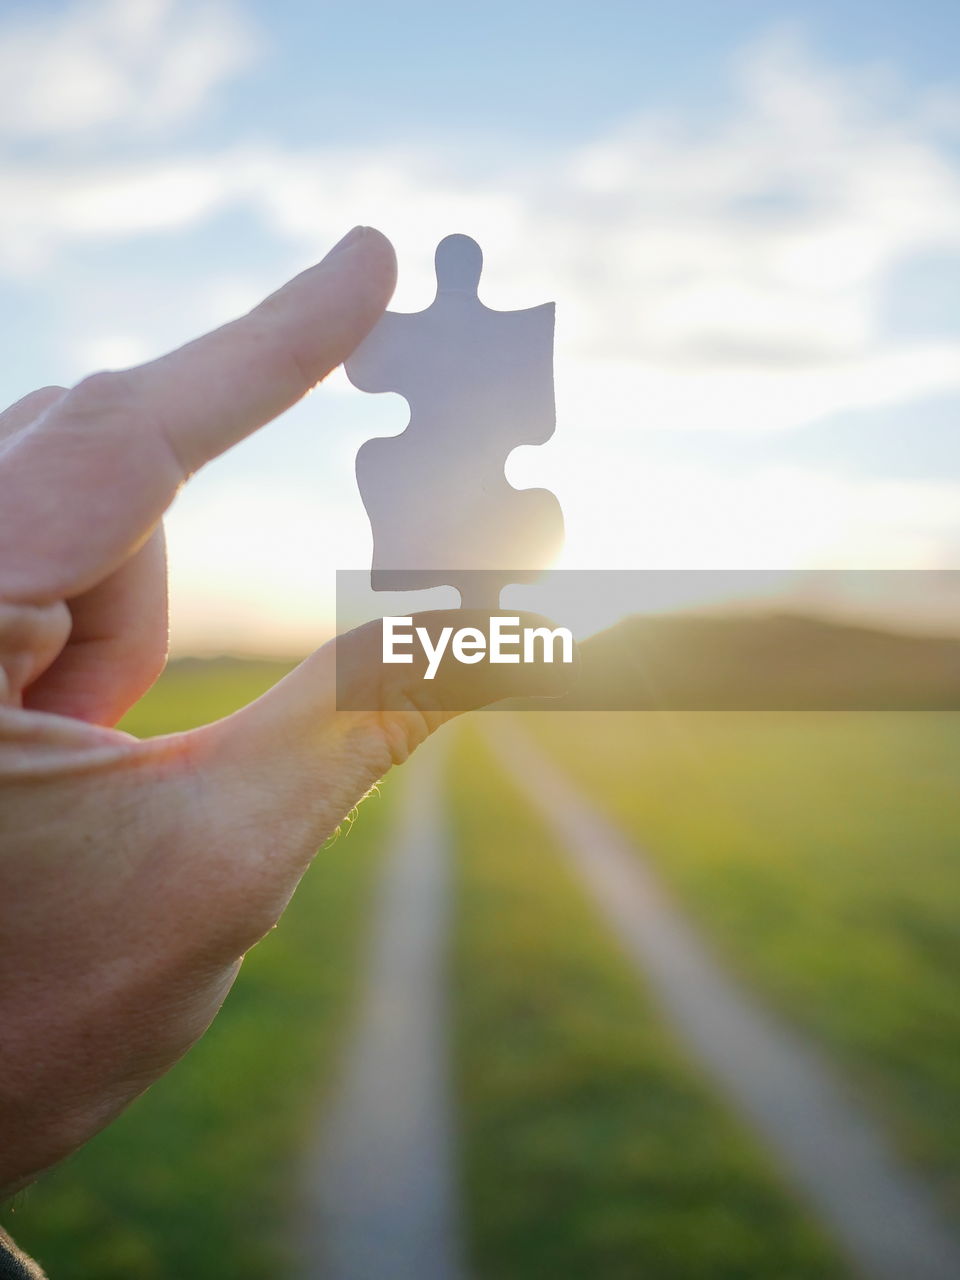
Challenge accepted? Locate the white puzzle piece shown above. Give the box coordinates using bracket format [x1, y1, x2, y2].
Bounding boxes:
[344, 234, 563, 609]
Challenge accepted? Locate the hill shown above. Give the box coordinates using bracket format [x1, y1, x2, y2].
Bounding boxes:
[551, 612, 960, 710]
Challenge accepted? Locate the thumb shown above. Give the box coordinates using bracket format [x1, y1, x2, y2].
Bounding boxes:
[184, 609, 577, 894]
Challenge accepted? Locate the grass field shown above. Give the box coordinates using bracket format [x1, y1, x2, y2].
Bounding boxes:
[449, 726, 849, 1279]
[524, 710, 960, 1219]
[4, 662, 956, 1277]
[3, 661, 395, 1280]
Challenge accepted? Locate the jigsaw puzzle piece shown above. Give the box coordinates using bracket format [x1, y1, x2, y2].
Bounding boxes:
[345, 234, 563, 607]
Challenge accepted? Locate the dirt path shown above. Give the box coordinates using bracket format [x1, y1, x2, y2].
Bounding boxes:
[302, 737, 467, 1280]
[487, 717, 960, 1280]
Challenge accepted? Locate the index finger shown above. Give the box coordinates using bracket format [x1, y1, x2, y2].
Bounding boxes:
[0, 227, 396, 605]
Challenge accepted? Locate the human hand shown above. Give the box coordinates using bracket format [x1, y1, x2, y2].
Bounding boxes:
[0, 226, 546, 1196]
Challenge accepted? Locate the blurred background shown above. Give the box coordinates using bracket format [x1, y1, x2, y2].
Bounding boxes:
[1, 1, 959, 1277]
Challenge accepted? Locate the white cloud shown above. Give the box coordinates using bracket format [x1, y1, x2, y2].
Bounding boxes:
[0, 0, 255, 140]
[4, 21, 959, 647]
[3, 31, 960, 435]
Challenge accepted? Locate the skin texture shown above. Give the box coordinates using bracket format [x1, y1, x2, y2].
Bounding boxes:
[0, 226, 569, 1198]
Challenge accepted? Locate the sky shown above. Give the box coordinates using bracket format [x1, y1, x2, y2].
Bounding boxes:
[1, 0, 959, 652]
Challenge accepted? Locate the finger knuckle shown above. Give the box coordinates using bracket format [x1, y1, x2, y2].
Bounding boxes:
[24, 384, 67, 409]
[67, 369, 138, 424]
[376, 699, 441, 766]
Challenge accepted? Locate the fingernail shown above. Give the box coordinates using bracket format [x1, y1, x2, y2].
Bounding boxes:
[324, 226, 366, 261]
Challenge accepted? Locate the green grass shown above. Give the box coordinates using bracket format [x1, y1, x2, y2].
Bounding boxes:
[2, 659, 392, 1280]
[523, 710, 960, 1217]
[449, 726, 849, 1279]
[10, 670, 955, 1277]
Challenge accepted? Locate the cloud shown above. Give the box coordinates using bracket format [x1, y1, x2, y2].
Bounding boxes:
[0, 0, 255, 141]
[3, 26, 960, 441]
